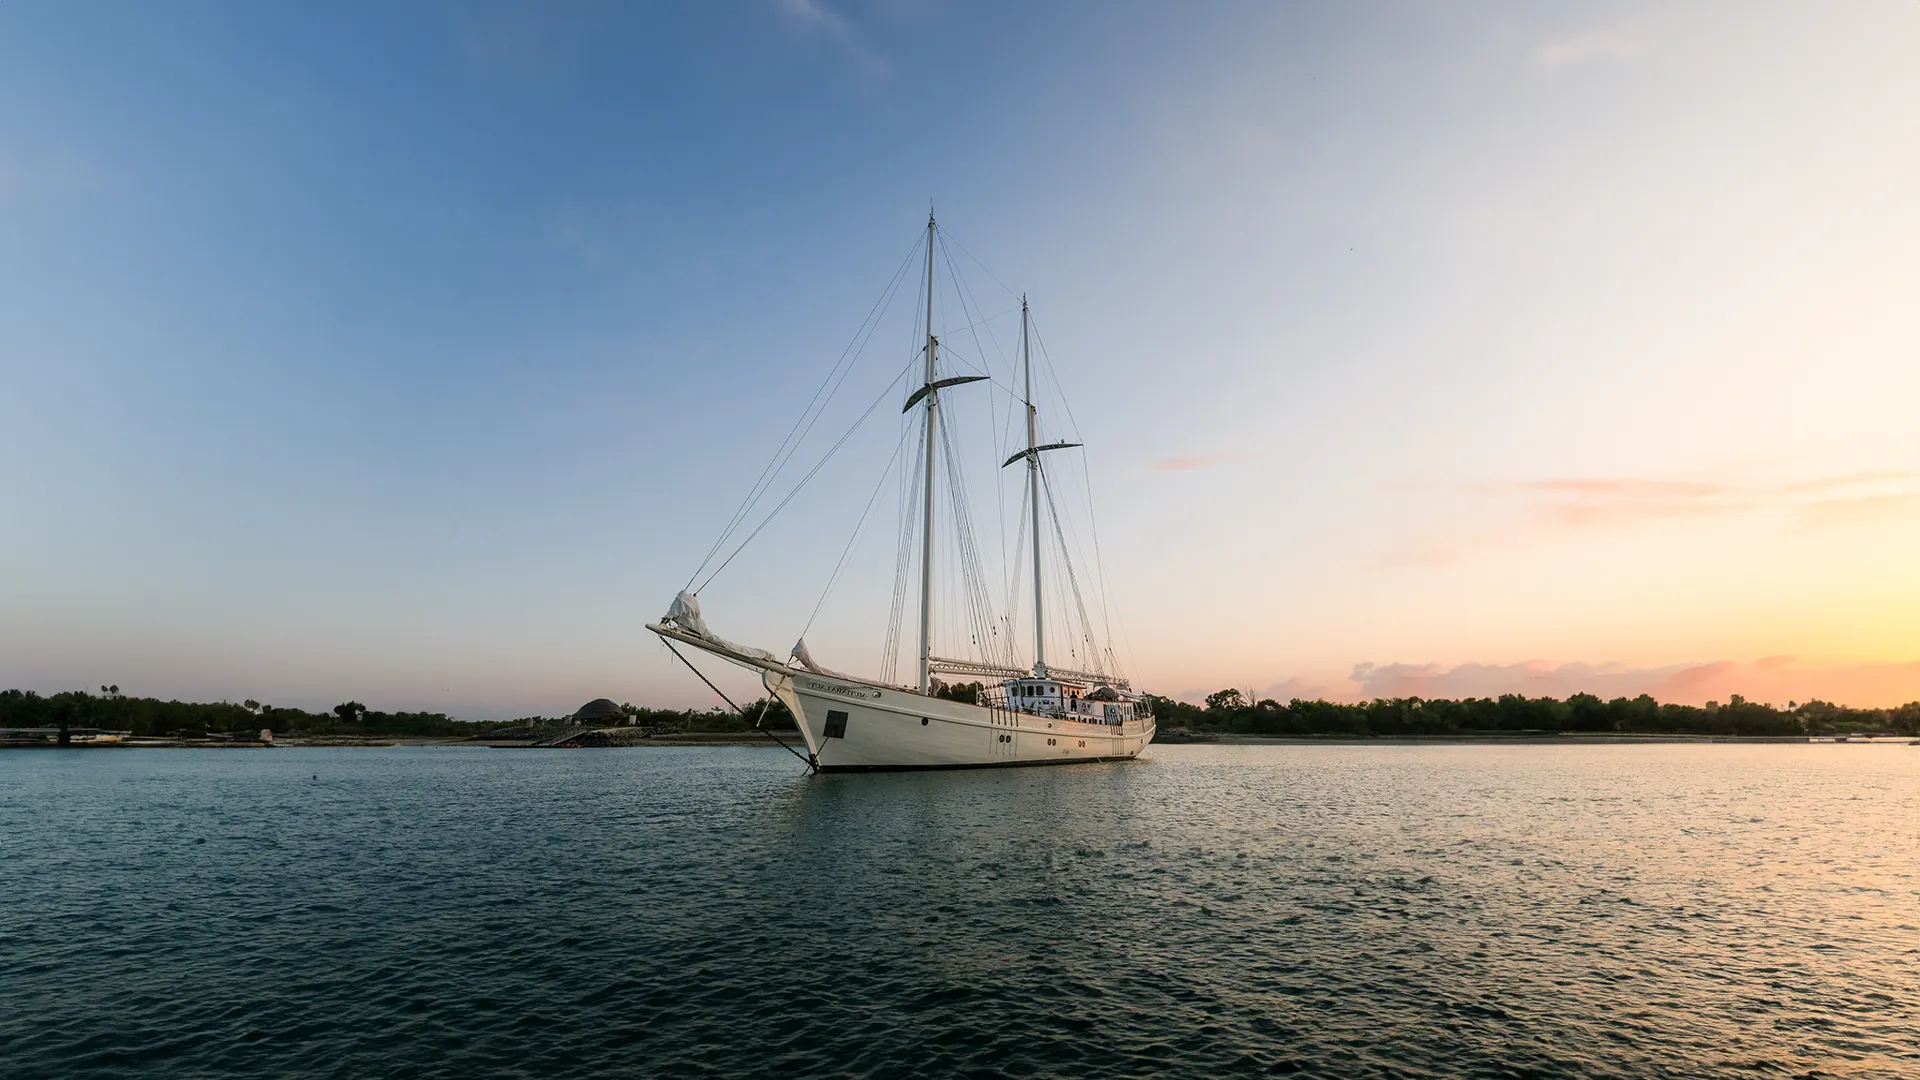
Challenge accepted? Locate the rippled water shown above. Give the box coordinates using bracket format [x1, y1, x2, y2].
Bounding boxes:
[2, 744, 1915, 1078]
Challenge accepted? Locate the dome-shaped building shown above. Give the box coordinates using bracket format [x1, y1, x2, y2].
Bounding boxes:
[571, 698, 628, 725]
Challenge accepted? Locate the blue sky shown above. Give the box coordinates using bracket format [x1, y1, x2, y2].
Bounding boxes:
[4, 2, 1918, 715]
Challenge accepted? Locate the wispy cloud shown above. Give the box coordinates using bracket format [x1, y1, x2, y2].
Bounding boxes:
[776, 0, 886, 78]
[1520, 478, 1719, 497]
[1777, 469, 1920, 495]
[1534, 28, 1651, 71]
[1523, 471, 1920, 529]
[1390, 469, 1920, 564]
[1342, 656, 1920, 709]
[1794, 492, 1920, 530]
[1149, 450, 1249, 473]
[1150, 455, 1223, 472]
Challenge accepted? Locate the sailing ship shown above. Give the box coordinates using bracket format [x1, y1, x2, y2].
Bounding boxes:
[648, 214, 1155, 771]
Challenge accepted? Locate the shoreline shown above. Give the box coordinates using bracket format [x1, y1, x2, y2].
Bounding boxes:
[6, 733, 1914, 749]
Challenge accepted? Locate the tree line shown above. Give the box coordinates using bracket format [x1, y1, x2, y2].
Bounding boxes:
[0, 688, 797, 741]
[1143, 690, 1920, 738]
[8, 684, 1915, 743]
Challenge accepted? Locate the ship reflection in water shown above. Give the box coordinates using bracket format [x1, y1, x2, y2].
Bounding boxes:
[1, 743, 1912, 1079]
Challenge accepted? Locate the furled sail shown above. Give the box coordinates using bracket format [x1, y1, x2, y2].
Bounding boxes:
[665, 591, 775, 662]
[791, 638, 854, 680]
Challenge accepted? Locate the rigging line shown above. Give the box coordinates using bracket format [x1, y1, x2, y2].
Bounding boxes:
[950, 243, 1016, 398]
[938, 305, 1020, 341]
[939, 227, 1021, 301]
[942, 380, 1005, 664]
[1028, 322, 1132, 680]
[696, 353, 919, 592]
[1074, 445, 1132, 679]
[1023, 312, 1086, 444]
[931, 247, 1015, 394]
[1042, 466, 1105, 676]
[1040, 458, 1100, 657]
[889, 409, 923, 672]
[939, 429, 970, 666]
[687, 233, 922, 588]
[939, 239, 1018, 608]
[702, 253, 914, 578]
[927, 359, 1025, 403]
[659, 638, 814, 771]
[802, 420, 913, 637]
[689, 237, 918, 589]
[940, 412, 1001, 667]
[1002, 475, 1033, 623]
[940, 239, 1003, 381]
[892, 232, 931, 680]
[882, 410, 925, 684]
[993, 327, 1027, 604]
[928, 243, 1010, 672]
[1025, 305, 1136, 679]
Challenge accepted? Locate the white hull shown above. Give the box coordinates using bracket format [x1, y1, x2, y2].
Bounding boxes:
[651, 625, 1155, 771]
[771, 670, 1154, 772]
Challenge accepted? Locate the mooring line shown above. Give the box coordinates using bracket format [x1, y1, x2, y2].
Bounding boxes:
[659, 639, 816, 772]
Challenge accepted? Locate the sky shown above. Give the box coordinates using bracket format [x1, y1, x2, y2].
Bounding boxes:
[3, 1, 1917, 717]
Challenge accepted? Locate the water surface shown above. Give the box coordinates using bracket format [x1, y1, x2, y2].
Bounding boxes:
[2, 744, 1914, 1078]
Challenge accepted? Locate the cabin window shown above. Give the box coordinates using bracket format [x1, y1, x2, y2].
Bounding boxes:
[824, 710, 848, 739]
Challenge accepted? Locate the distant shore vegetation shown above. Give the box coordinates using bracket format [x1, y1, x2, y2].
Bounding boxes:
[0, 687, 796, 741]
[4, 686, 1914, 743]
[1147, 690, 1920, 738]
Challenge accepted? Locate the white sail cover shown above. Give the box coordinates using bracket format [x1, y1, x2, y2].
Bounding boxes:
[665, 591, 775, 662]
[791, 638, 854, 680]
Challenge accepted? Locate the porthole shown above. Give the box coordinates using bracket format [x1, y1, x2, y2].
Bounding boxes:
[921, 717, 928, 726]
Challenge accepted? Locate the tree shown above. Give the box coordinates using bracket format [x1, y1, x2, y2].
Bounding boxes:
[1205, 688, 1246, 712]
[935, 680, 984, 705]
[243, 699, 261, 713]
[334, 701, 366, 723]
[1568, 692, 1610, 732]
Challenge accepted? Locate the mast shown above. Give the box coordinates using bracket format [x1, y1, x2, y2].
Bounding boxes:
[918, 212, 938, 695]
[1023, 296, 1045, 678]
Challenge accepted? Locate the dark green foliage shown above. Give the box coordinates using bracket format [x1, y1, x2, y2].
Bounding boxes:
[0, 688, 511, 738]
[934, 680, 985, 705]
[508, 697, 798, 734]
[0, 688, 807, 737]
[5, 685, 1911, 740]
[1150, 688, 1919, 738]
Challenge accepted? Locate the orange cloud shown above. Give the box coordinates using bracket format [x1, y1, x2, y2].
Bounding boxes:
[1776, 470, 1919, 495]
[1386, 468, 1920, 564]
[1794, 493, 1920, 529]
[1150, 453, 1244, 472]
[1521, 479, 1721, 497]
